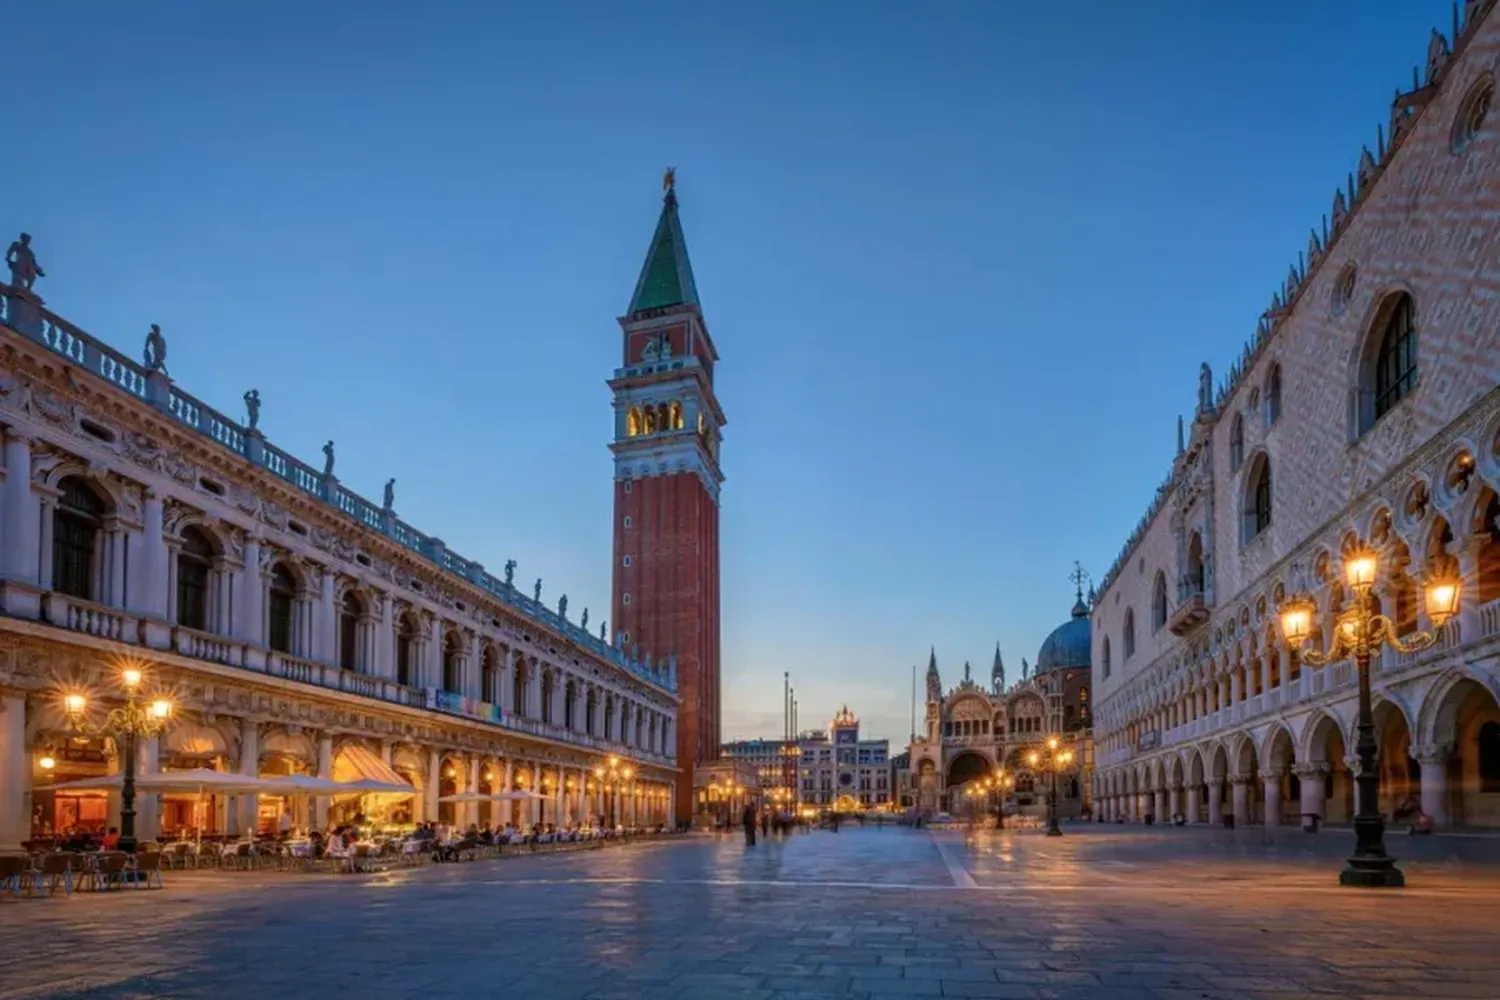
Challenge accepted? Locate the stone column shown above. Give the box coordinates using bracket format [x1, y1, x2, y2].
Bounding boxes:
[500, 652, 516, 714]
[1185, 784, 1200, 824]
[1414, 744, 1451, 829]
[1230, 775, 1251, 824]
[530, 766, 543, 827]
[317, 573, 336, 664]
[1207, 781, 1223, 825]
[240, 536, 263, 645]
[466, 757, 480, 830]
[1154, 786, 1168, 822]
[1296, 763, 1328, 829]
[315, 734, 333, 829]
[238, 719, 260, 836]
[135, 735, 161, 842]
[1458, 539, 1483, 642]
[2, 432, 40, 590]
[1263, 773, 1281, 829]
[427, 616, 444, 691]
[0, 694, 31, 852]
[426, 750, 441, 825]
[501, 758, 514, 828]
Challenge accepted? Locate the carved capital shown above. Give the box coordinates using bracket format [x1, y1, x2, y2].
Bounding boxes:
[1228, 772, 1254, 785]
[1411, 742, 1453, 766]
[1293, 762, 1330, 779]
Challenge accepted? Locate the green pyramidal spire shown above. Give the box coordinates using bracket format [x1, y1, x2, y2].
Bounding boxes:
[627, 170, 700, 316]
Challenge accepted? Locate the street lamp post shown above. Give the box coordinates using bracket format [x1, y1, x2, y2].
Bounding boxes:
[982, 770, 1013, 829]
[1028, 736, 1075, 838]
[594, 755, 634, 829]
[61, 660, 174, 854]
[1278, 543, 1461, 888]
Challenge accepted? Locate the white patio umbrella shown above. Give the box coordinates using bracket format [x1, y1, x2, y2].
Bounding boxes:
[261, 775, 414, 797]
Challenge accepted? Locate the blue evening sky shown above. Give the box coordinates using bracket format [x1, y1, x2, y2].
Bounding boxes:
[3, 0, 1451, 744]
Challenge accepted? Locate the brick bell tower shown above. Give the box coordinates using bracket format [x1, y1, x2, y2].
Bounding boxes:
[609, 170, 725, 823]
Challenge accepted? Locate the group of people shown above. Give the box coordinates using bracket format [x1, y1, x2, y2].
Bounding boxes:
[739, 804, 811, 845]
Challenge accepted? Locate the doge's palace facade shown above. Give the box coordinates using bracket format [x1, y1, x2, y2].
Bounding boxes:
[0, 258, 678, 851]
[1092, 3, 1500, 832]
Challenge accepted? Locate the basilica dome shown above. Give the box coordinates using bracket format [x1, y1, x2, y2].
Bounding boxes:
[1035, 593, 1092, 674]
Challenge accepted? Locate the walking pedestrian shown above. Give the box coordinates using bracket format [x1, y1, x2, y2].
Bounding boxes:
[742, 801, 757, 846]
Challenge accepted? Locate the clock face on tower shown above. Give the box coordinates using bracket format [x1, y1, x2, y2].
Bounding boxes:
[838, 772, 854, 788]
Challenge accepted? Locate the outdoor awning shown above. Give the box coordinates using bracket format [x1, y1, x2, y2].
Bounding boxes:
[45, 769, 275, 795]
[333, 744, 408, 787]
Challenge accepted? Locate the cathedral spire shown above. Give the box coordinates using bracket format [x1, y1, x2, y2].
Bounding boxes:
[991, 643, 1005, 692]
[627, 168, 700, 317]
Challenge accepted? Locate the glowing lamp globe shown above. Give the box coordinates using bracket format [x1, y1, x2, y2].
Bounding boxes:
[1424, 573, 1461, 627]
[1278, 597, 1316, 647]
[1343, 548, 1379, 593]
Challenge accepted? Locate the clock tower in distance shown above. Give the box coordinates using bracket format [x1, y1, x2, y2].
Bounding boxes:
[609, 173, 724, 823]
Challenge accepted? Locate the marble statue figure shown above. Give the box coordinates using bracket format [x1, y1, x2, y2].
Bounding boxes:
[243, 389, 261, 430]
[533, 578, 542, 603]
[322, 440, 336, 477]
[143, 324, 169, 374]
[383, 478, 396, 511]
[580, 608, 589, 631]
[503, 559, 516, 587]
[5, 233, 44, 292]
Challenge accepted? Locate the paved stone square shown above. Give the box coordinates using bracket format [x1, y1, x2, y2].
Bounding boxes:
[1, 825, 1498, 999]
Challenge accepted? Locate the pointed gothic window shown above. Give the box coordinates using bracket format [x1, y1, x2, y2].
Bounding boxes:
[1229, 414, 1245, 472]
[1265, 364, 1282, 426]
[1152, 572, 1168, 630]
[1243, 454, 1273, 542]
[1374, 294, 1417, 420]
[1123, 610, 1136, 660]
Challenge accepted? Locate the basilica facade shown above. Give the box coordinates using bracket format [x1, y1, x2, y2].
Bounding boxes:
[907, 589, 1093, 817]
[1091, 3, 1500, 831]
[0, 198, 682, 850]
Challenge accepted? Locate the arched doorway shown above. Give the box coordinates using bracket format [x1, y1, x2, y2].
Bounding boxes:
[946, 751, 991, 815]
[1373, 700, 1416, 818]
[1426, 677, 1500, 827]
[1305, 713, 1352, 824]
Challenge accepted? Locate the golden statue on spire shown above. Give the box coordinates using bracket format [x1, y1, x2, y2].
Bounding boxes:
[663, 167, 676, 193]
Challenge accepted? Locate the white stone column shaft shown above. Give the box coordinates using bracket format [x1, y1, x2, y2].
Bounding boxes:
[0, 695, 31, 852]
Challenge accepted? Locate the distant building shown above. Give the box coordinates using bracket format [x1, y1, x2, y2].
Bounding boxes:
[907, 584, 1094, 818]
[889, 750, 913, 809]
[723, 705, 891, 810]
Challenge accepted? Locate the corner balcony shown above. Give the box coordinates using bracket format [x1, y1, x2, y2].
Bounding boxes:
[1167, 590, 1211, 635]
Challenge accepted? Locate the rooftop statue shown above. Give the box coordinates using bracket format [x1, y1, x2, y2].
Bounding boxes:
[600, 620, 607, 641]
[243, 389, 261, 430]
[503, 559, 516, 587]
[383, 477, 396, 512]
[580, 608, 589, 631]
[533, 578, 542, 603]
[5, 233, 44, 294]
[1198, 362, 1213, 413]
[558, 594, 568, 620]
[143, 324, 169, 375]
[322, 440, 336, 478]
